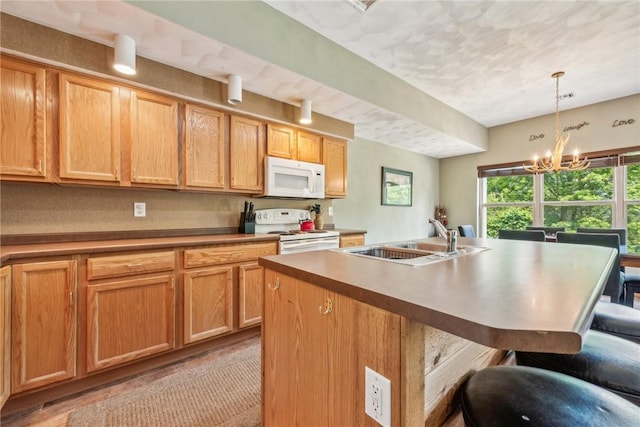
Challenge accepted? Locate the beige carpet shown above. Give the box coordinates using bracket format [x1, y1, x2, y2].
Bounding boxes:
[66, 343, 260, 427]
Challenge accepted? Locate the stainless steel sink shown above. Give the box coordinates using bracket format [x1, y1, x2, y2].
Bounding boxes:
[332, 241, 489, 266]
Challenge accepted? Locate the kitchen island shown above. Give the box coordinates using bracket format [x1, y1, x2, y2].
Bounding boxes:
[258, 237, 617, 426]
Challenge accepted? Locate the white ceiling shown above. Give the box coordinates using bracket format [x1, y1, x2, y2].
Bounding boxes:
[2, 0, 639, 158]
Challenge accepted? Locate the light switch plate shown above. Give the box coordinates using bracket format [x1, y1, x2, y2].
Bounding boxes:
[134, 202, 146, 217]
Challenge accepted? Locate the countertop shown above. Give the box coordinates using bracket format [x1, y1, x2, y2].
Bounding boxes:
[0, 233, 280, 263]
[0, 228, 366, 263]
[258, 236, 617, 354]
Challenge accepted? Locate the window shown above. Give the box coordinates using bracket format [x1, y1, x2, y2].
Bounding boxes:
[479, 149, 640, 253]
[625, 158, 640, 253]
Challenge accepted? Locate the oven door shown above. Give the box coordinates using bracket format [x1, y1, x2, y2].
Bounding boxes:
[279, 236, 340, 254]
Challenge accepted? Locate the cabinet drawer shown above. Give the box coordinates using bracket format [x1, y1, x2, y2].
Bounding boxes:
[87, 251, 175, 280]
[184, 242, 277, 268]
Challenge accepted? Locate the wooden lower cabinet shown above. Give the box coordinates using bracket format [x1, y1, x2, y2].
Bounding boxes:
[340, 233, 365, 248]
[86, 274, 175, 372]
[262, 270, 401, 426]
[183, 267, 233, 344]
[1, 266, 11, 409]
[11, 260, 77, 393]
[238, 262, 264, 328]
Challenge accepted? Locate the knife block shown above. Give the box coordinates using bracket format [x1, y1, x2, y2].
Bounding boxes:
[238, 212, 255, 234]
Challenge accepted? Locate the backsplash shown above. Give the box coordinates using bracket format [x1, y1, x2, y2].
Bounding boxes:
[0, 182, 330, 235]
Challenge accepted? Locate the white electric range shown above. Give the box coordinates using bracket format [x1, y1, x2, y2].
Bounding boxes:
[254, 208, 340, 254]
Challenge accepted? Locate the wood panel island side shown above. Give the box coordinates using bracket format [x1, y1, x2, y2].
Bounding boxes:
[258, 237, 617, 426]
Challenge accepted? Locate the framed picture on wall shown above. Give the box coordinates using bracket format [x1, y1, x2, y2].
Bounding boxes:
[381, 167, 412, 206]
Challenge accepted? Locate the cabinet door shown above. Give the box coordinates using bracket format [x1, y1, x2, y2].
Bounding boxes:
[229, 116, 264, 191]
[263, 271, 401, 426]
[184, 104, 225, 189]
[263, 271, 304, 426]
[340, 234, 365, 248]
[266, 124, 296, 159]
[130, 90, 179, 186]
[296, 131, 321, 163]
[263, 271, 333, 425]
[12, 260, 77, 393]
[238, 262, 263, 328]
[0, 266, 11, 409]
[0, 57, 47, 180]
[183, 267, 233, 344]
[86, 275, 175, 372]
[323, 137, 348, 198]
[59, 73, 121, 182]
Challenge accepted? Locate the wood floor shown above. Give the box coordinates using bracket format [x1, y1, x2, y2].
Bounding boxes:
[2, 296, 638, 427]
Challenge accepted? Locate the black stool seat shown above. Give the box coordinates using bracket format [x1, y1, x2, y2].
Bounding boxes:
[516, 330, 640, 405]
[591, 301, 640, 344]
[462, 366, 638, 427]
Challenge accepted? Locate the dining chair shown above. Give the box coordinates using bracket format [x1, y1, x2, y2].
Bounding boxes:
[576, 228, 626, 245]
[555, 232, 624, 304]
[457, 224, 476, 238]
[526, 226, 566, 236]
[576, 228, 627, 272]
[498, 229, 546, 242]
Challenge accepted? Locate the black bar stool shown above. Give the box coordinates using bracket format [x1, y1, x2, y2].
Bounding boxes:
[516, 330, 640, 405]
[591, 301, 640, 344]
[461, 365, 638, 427]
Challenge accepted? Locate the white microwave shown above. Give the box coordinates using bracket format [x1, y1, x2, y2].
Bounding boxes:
[262, 156, 325, 199]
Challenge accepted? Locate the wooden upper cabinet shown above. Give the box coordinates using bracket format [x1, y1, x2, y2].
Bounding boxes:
[12, 260, 77, 393]
[59, 73, 121, 183]
[229, 115, 264, 192]
[184, 104, 225, 190]
[322, 137, 348, 198]
[0, 266, 10, 409]
[0, 57, 47, 180]
[266, 124, 296, 160]
[130, 90, 179, 186]
[296, 131, 322, 163]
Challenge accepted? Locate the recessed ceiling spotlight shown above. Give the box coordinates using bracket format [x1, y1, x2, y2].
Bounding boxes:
[347, 0, 378, 13]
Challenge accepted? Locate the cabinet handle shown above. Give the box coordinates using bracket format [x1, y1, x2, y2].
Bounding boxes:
[268, 278, 280, 291]
[115, 166, 120, 180]
[69, 291, 74, 306]
[37, 160, 43, 175]
[319, 298, 333, 315]
[126, 263, 143, 268]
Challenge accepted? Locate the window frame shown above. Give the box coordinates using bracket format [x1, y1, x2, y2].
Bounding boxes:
[478, 148, 640, 246]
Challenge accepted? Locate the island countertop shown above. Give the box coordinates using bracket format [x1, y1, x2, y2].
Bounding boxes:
[258, 237, 617, 354]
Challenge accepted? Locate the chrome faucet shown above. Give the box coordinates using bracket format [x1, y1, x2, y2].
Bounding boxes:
[428, 218, 458, 253]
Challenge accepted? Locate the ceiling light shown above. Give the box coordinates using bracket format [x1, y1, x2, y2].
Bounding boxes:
[113, 34, 136, 75]
[227, 75, 242, 105]
[299, 99, 312, 124]
[525, 72, 590, 173]
[348, 0, 379, 13]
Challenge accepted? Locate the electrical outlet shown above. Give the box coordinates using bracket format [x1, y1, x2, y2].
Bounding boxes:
[365, 367, 391, 427]
[328, 206, 334, 216]
[134, 202, 146, 217]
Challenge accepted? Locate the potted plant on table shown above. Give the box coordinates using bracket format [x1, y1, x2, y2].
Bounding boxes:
[310, 204, 324, 230]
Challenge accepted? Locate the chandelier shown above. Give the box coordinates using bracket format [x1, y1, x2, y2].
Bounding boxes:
[524, 71, 590, 173]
